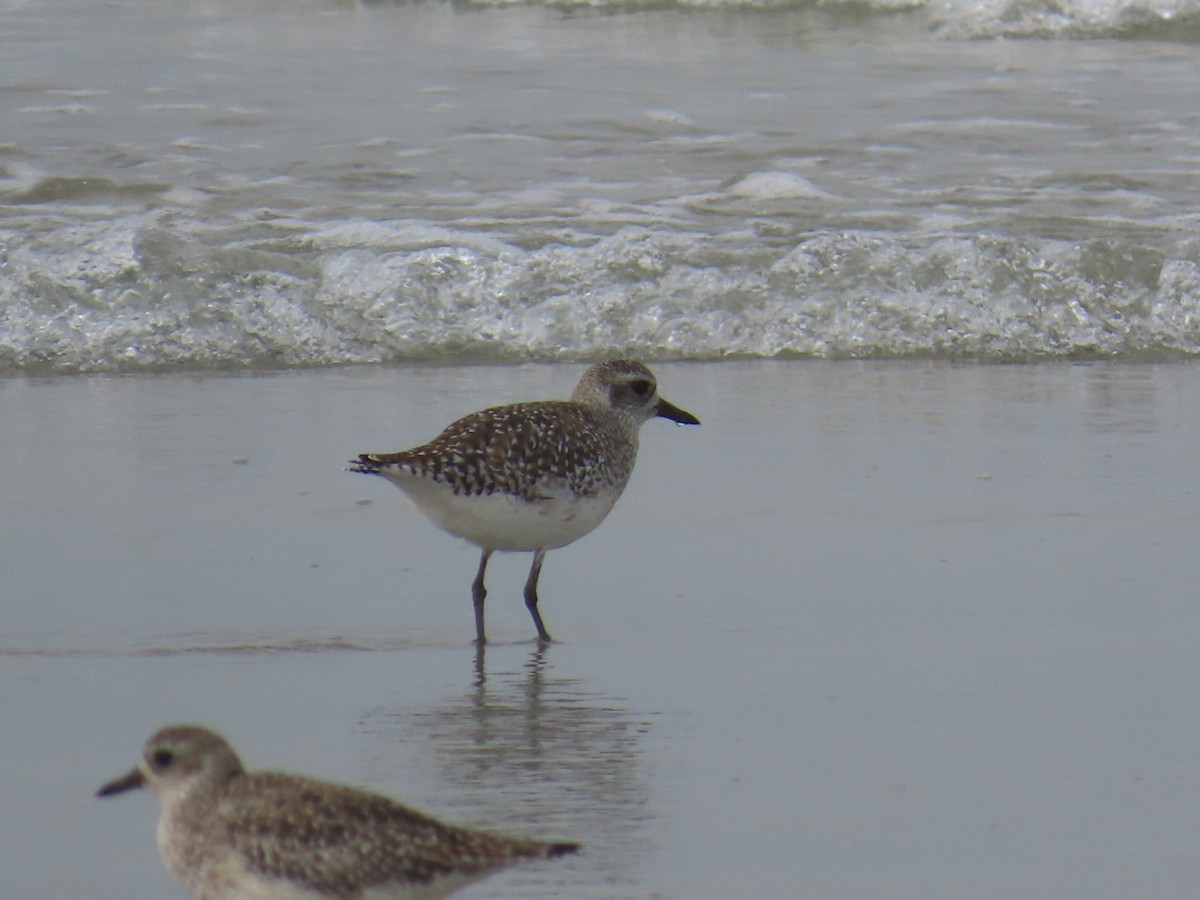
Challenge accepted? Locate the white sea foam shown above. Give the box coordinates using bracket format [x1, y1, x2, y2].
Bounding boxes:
[448, 0, 1200, 39]
[929, 0, 1200, 38]
[727, 172, 836, 201]
[4, 213, 1200, 372]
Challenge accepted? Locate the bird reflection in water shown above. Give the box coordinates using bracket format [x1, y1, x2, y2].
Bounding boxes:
[359, 645, 653, 893]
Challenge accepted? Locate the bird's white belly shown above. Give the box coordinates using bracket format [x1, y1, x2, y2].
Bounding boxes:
[392, 476, 623, 552]
[161, 822, 317, 900]
[165, 845, 483, 900]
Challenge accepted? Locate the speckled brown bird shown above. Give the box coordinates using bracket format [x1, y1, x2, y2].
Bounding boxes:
[97, 725, 579, 900]
[347, 360, 699, 644]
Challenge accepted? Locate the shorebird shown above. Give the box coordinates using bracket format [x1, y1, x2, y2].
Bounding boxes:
[348, 360, 699, 643]
[97, 725, 579, 900]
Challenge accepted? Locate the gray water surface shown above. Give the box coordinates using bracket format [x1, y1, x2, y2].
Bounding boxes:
[3, 360, 1199, 898]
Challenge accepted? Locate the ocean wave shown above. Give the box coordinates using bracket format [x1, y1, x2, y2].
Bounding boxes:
[927, 0, 1200, 39]
[457, 0, 1200, 40]
[357, 0, 1200, 41]
[5, 216, 1200, 372]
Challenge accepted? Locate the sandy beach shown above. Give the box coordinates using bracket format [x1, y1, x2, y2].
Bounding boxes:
[3, 359, 1200, 898]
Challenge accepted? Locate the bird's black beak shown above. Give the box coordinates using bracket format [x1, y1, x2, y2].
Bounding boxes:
[97, 767, 145, 798]
[655, 398, 700, 426]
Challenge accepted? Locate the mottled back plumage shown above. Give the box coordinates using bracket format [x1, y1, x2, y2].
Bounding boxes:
[358, 401, 637, 502]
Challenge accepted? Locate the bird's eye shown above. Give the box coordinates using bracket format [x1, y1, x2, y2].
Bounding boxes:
[151, 749, 174, 770]
[630, 379, 652, 397]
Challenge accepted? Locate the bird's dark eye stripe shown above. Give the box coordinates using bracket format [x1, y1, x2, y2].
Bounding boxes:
[630, 379, 652, 396]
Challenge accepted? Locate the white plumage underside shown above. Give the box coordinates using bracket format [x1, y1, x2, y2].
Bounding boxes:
[168, 850, 490, 900]
[380, 470, 624, 552]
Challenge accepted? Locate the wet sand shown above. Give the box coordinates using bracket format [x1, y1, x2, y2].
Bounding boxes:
[3, 360, 1200, 899]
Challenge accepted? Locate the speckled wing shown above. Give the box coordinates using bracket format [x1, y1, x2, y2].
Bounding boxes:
[352, 401, 637, 502]
[216, 773, 570, 895]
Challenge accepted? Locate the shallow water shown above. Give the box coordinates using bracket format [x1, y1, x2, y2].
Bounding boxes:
[4, 360, 1200, 898]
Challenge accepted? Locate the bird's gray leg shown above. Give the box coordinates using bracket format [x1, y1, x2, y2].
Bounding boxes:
[472, 549, 492, 645]
[523, 548, 551, 643]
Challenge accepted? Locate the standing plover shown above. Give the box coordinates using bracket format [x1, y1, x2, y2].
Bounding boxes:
[97, 725, 579, 900]
[348, 360, 699, 643]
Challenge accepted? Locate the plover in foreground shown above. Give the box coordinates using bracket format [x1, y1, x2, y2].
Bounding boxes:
[348, 360, 699, 643]
[97, 725, 579, 900]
